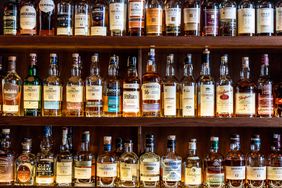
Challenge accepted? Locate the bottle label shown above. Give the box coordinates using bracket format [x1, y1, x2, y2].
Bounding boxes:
[220, 7, 236, 20]
[0, 156, 14, 183]
[20, 5, 36, 30]
[199, 84, 215, 116]
[184, 8, 200, 31]
[3, 105, 19, 112]
[216, 85, 233, 115]
[120, 163, 138, 181]
[75, 13, 89, 35]
[185, 167, 202, 185]
[66, 86, 83, 103]
[142, 83, 161, 100]
[110, 3, 126, 31]
[258, 84, 273, 115]
[226, 166, 246, 180]
[206, 173, 225, 186]
[17, 163, 33, 183]
[247, 166, 266, 180]
[97, 163, 117, 178]
[128, 0, 145, 29]
[57, 12, 73, 35]
[36, 159, 54, 184]
[39, 0, 55, 13]
[24, 85, 41, 109]
[44, 86, 62, 101]
[3, 8, 17, 35]
[140, 162, 160, 181]
[165, 8, 181, 26]
[91, 6, 107, 36]
[238, 8, 255, 34]
[276, 8, 282, 32]
[86, 85, 102, 101]
[162, 160, 181, 181]
[146, 8, 162, 34]
[267, 167, 282, 180]
[257, 8, 274, 33]
[123, 83, 140, 113]
[204, 8, 219, 35]
[91, 26, 107, 36]
[106, 85, 121, 112]
[164, 85, 177, 116]
[182, 85, 195, 117]
[74, 161, 92, 179]
[56, 161, 72, 184]
[235, 93, 256, 115]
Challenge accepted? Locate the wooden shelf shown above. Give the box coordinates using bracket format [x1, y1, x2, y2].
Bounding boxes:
[1, 36, 282, 49]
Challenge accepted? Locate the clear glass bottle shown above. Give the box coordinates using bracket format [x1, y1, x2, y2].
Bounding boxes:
[202, 0, 219, 36]
[219, 0, 236, 36]
[140, 134, 160, 188]
[128, 0, 145, 36]
[119, 140, 139, 187]
[276, 0, 282, 35]
[90, 0, 108, 36]
[56, 0, 73, 36]
[183, 139, 202, 188]
[183, 0, 201, 36]
[2, 56, 22, 116]
[162, 54, 179, 117]
[43, 54, 62, 117]
[161, 135, 182, 188]
[165, 0, 181, 36]
[238, 0, 255, 36]
[145, 0, 163, 36]
[85, 53, 103, 117]
[274, 83, 282, 117]
[115, 137, 123, 183]
[97, 136, 117, 187]
[109, 0, 127, 36]
[38, 0, 55, 35]
[204, 137, 225, 188]
[74, 0, 90, 36]
[246, 135, 266, 188]
[0, 57, 3, 116]
[19, 0, 37, 35]
[216, 54, 233, 118]
[3, 0, 18, 35]
[256, 0, 274, 36]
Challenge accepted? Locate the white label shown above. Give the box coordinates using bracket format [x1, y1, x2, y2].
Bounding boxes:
[24, 86, 41, 101]
[75, 14, 89, 35]
[66, 86, 83, 103]
[226, 166, 246, 180]
[86, 85, 102, 101]
[56, 162, 72, 184]
[57, 27, 72, 35]
[276, 7, 282, 31]
[162, 160, 181, 181]
[199, 84, 215, 116]
[91, 26, 107, 36]
[184, 8, 200, 31]
[3, 105, 19, 112]
[216, 85, 233, 115]
[110, 3, 126, 30]
[247, 166, 266, 180]
[142, 83, 161, 100]
[44, 86, 62, 101]
[235, 93, 256, 115]
[36, 177, 54, 184]
[185, 167, 202, 185]
[267, 167, 282, 180]
[164, 85, 177, 116]
[20, 5, 36, 30]
[120, 163, 138, 181]
[129, 2, 143, 17]
[140, 162, 160, 181]
[123, 84, 140, 113]
[39, 0, 55, 13]
[165, 8, 181, 26]
[74, 167, 91, 179]
[182, 85, 195, 117]
[206, 173, 225, 185]
[238, 8, 255, 34]
[97, 163, 117, 178]
[220, 7, 236, 20]
[257, 8, 274, 33]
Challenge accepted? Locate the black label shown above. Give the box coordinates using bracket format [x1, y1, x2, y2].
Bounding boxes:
[4, 8, 17, 33]
[36, 161, 54, 176]
[92, 6, 105, 22]
[57, 14, 72, 28]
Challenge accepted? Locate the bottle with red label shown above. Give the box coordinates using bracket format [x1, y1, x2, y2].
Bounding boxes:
[202, 0, 219, 36]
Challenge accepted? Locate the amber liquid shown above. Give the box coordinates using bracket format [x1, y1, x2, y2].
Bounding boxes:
[225, 159, 245, 188]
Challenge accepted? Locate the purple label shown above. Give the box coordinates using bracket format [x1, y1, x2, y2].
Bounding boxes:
[204, 8, 219, 35]
[142, 103, 160, 112]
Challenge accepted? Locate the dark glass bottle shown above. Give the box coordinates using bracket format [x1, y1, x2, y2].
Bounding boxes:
[202, 0, 219, 36]
[3, 0, 18, 35]
[90, 0, 108, 36]
[256, 0, 274, 36]
[183, 0, 201, 36]
[276, 0, 282, 35]
[219, 0, 237, 36]
[38, 0, 55, 35]
[56, 0, 73, 36]
[19, 0, 37, 35]
[165, 0, 181, 36]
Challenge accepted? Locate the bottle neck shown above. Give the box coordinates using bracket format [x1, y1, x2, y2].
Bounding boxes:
[71, 65, 80, 77]
[145, 144, 154, 153]
[184, 63, 193, 77]
[41, 136, 52, 153]
[167, 145, 176, 153]
[240, 66, 250, 79]
[108, 64, 118, 77]
[260, 64, 269, 77]
[81, 141, 90, 151]
[49, 64, 59, 76]
[220, 62, 229, 78]
[23, 148, 31, 154]
[251, 144, 260, 152]
[128, 67, 138, 77]
[28, 64, 38, 77]
[146, 56, 157, 73]
[104, 143, 112, 152]
[60, 135, 69, 152]
[125, 144, 133, 153]
[201, 63, 211, 76]
[166, 63, 175, 76]
[90, 62, 100, 76]
[1, 135, 11, 151]
[188, 148, 196, 156]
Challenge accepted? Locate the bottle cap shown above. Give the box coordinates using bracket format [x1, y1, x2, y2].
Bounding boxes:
[50, 53, 57, 58]
[185, 54, 192, 64]
[188, 139, 197, 150]
[168, 135, 176, 141]
[167, 54, 174, 64]
[242, 57, 249, 68]
[43, 126, 52, 137]
[230, 134, 240, 142]
[8, 56, 16, 61]
[91, 53, 99, 62]
[203, 47, 210, 54]
[72, 53, 79, 58]
[221, 54, 228, 62]
[261, 54, 269, 66]
[127, 56, 137, 67]
[145, 134, 155, 143]
[104, 136, 112, 144]
[29, 53, 37, 57]
[251, 134, 261, 144]
[2, 129, 10, 134]
[62, 127, 68, 135]
[210, 136, 219, 141]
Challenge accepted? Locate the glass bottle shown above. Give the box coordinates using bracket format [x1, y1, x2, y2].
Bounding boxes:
[43, 54, 62, 117]
[56, 0, 73, 36]
[15, 138, 36, 185]
[73, 131, 95, 186]
[235, 57, 256, 117]
[238, 0, 255, 36]
[140, 134, 160, 188]
[256, 0, 274, 36]
[145, 0, 163, 36]
[183, 139, 202, 188]
[161, 135, 182, 188]
[204, 137, 225, 188]
[202, 0, 219, 36]
[257, 54, 273, 117]
[65, 53, 84, 117]
[123, 56, 141, 117]
[183, 0, 201, 36]
[38, 0, 55, 35]
[128, 0, 145, 36]
[0, 57, 3, 116]
[85, 53, 103, 117]
[216, 54, 233, 118]
[35, 126, 55, 186]
[219, 0, 236, 36]
[115, 137, 123, 183]
[119, 140, 139, 187]
[225, 134, 245, 188]
[97, 136, 117, 187]
[197, 48, 215, 117]
[23, 53, 42, 117]
[55, 128, 73, 186]
[74, 0, 90, 36]
[276, 0, 282, 35]
[246, 135, 266, 188]
[141, 48, 161, 117]
[274, 83, 282, 117]
[19, 0, 37, 35]
[162, 54, 179, 117]
[90, 0, 108, 36]
[180, 54, 197, 117]
[109, 0, 127, 36]
[165, 0, 181, 36]
[2, 56, 22, 116]
[3, 0, 18, 35]
[0, 129, 14, 185]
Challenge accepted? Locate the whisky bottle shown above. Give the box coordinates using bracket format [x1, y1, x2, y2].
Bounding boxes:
[246, 135, 266, 188]
[97, 136, 117, 187]
[2, 56, 22, 116]
[183, 139, 202, 188]
[85, 54, 103, 117]
[225, 134, 245, 188]
[38, 0, 55, 35]
[145, 0, 163, 36]
[256, 0, 274, 36]
[165, 0, 181, 36]
[65, 53, 84, 117]
[257, 54, 273, 117]
[19, 0, 36, 35]
[56, 0, 73, 36]
[216, 54, 233, 117]
[0, 57, 3, 116]
[141, 48, 161, 117]
[103, 55, 122, 117]
[43, 54, 62, 116]
[202, 0, 219, 36]
[115, 137, 123, 182]
[276, 0, 282, 35]
[74, 0, 90, 36]
[235, 57, 256, 117]
[238, 0, 255, 36]
[123, 56, 141, 117]
[162, 54, 179, 117]
[128, 0, 145, 36]
[23, 53, 42, 116]
[183, 0, 201, 36]
[109, 0, 127, 36]
[274, 83, 282, 117]
[197, 48, 215, 117]
[180, 54, 196, 117]
[90, 0, 108, 36]
[3, 0, 18, 35]
[219, 0, 237, 36]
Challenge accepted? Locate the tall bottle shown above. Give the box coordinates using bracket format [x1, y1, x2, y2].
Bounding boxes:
[162, 54, 179, 117]
[2, 56, 22, 116]
[219, 0, 237, 36]
[197, 48, 215, 117]
[128, 0, 145, 36]
[109, 0, 127, 36]
[276, 0, 282, 35]
[216, 54, 233, 117]
[256, 0, 274, 36]
[38, 0, 55, 35]
[141, 48, 161, 117]
[56, 0, 73, 36]
[85, 54, 103, 117]
[183, 0, 201, 36]
[145, 0, 163, 36]
[90, 0, 108, 36]
[123, 56, 141, 117]
[202, 0, 219, 36]
[19, 0, 37, 35]
[23, 53, 42, 116]
[74, 0, 90, 36]
[257, 54, 273, 117]
[274, 83, 282, 117]
[238, 0, 255, 36]
[43, 54, 62, 116]
[235, 57, 256, 117]
[165, 0, 181, 36]
[3, 0, 18, 35]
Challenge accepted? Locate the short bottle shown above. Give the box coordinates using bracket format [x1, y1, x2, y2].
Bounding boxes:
[202, 0, 219, 36]
[128, 0, 145, 36]
[3, 0, 18, 35]
[109, 0, 127, 36]
[90, 0, 108, 36]
[38, 0, 55, 35]
[219, 0, 237, 36]
[145, 0, 163, 36]
[19, 0, 37, 35]
[183, 0, 201, 36]
[165, 0, 181, 36]
[74, 0, 90, 36]
[237, 0, 255, 36]
[56, 0, 74, 36]
[256, 0, 274, 36]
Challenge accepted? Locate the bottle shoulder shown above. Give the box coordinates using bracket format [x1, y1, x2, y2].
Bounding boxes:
[97, 152, 116, 163]
[120, 152, 139, 163]
[140, 151, 160, 162]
